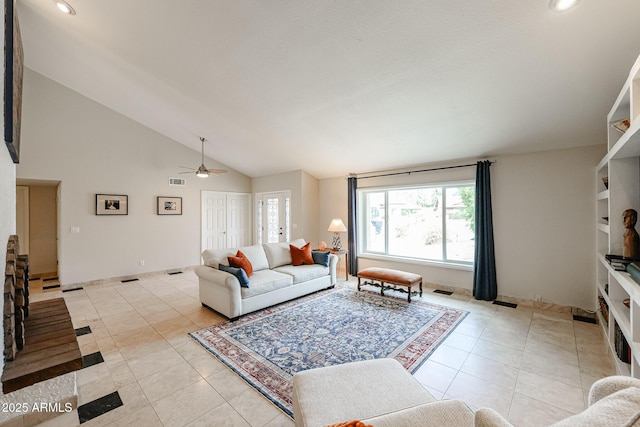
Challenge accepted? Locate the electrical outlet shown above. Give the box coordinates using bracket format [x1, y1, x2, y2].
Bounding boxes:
[139, 260, 145, 266]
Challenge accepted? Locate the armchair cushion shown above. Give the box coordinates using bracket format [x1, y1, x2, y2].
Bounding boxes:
[475, 381, 640, 427]
[363, 400, 474, 427]
[589, 376, 640, 405]
[553, 387, 640, 427]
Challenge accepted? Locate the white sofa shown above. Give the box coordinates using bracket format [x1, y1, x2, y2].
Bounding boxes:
[196, 239, 338, 320]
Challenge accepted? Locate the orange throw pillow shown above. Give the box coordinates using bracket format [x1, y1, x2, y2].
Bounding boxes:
[328, 422, 372, 427]
[290, 242, 314, 266]
[228, 250, 253, 276]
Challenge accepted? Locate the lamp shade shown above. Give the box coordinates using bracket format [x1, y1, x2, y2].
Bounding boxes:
[328, 218, 347, 233]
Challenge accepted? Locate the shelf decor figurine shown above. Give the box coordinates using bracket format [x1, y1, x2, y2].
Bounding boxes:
[623, 208, 640, 259]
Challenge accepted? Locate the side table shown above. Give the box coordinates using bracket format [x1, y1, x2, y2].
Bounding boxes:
[315, 248, 348, 281]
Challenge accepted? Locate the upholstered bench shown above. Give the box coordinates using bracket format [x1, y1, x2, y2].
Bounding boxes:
[357, 267, 423, 302]
[292, 358, 474, 427]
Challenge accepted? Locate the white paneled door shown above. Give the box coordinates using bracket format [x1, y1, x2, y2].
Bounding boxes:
[201, 191, 251, 251]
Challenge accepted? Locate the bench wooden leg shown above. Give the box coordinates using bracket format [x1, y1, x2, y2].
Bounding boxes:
[407, 285, 411, 303]
[380, 281, 384, 296]
[419, 281, 423, 297]
[357, 277, 361, 291]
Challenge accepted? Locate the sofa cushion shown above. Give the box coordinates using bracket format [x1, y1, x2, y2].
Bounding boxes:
[229, 251, 253, 276]
[238, 244, 270, 271]
[240, 269, 293, 299]
[273, 264, 329, 284]
[202, 248, 236, 268]
[312, 250, 331, 267]
[218, 264, 250, 288]
[263, 239, 306, 268]
[291, 242, 314, 266]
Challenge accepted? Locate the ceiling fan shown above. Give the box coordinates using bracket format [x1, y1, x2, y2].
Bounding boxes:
[179, 137, 228, 178]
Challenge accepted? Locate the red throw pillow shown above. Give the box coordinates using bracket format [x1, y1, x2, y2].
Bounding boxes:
[290, 242, 314, 266]
[228, 250, 253, 276]
[328, 422, 372, 427]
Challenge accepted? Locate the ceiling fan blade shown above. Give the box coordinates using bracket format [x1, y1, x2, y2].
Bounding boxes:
[207, 169, 228, 175]
[179, 166, 195, 170]
[178, 171, 194, 174]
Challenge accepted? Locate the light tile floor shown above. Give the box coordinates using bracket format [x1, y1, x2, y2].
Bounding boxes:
[25, 271, 615, 427]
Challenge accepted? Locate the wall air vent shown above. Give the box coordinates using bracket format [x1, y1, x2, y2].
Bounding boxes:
[169, 177, 186, 187]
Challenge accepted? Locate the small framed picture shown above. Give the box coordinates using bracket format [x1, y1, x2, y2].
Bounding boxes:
[157, 196, 182, 215]
[96, 194, 128, 216]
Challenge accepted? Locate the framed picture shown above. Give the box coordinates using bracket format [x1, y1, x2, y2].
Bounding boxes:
[4, 0, 23, 164]
[96, 194, 128, 216]
[157, 196, 182, 215]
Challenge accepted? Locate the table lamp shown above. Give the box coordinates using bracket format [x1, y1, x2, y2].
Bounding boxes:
[328, 219, 347, 250]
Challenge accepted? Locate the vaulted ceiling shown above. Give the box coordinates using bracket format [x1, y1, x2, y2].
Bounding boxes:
[16, 0, 640, 178]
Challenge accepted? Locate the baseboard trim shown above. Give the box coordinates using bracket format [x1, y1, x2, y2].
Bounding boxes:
[60, 266, 196, 291]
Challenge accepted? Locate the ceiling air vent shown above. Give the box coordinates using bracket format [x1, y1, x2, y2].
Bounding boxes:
[168, 177, 186, 187]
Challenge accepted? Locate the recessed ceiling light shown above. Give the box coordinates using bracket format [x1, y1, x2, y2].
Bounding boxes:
[549, 0, 580, 12]
[53, 0, 76, 15]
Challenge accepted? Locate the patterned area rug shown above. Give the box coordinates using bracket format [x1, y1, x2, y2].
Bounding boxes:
[189, 287, 468, 417]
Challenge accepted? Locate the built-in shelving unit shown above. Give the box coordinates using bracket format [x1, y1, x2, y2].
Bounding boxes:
[596, 53, 640, 379]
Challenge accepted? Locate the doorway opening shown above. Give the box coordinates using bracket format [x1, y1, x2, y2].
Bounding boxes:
[15, 179, 60, 288]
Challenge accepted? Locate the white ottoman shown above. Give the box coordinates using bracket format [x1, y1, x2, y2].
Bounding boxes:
[292, 358, 435, 427]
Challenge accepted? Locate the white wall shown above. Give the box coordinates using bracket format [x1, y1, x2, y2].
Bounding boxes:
[300, 171, 319, 245]
[17, 69, 252, 286]
[319, 144, 607, 310]
[0, 146, 16, 276]
[318, 176, 348, 247]
[492, 145, 605, 310]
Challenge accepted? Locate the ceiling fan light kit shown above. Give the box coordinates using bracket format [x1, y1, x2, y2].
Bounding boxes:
[549, 0, 580, 12]
[196, 165, 209, 178]
[179, 137, 228, 178]
[53, 0, 76, 15]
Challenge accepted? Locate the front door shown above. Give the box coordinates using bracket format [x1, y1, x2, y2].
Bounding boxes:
[257, 191, 290, 244]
